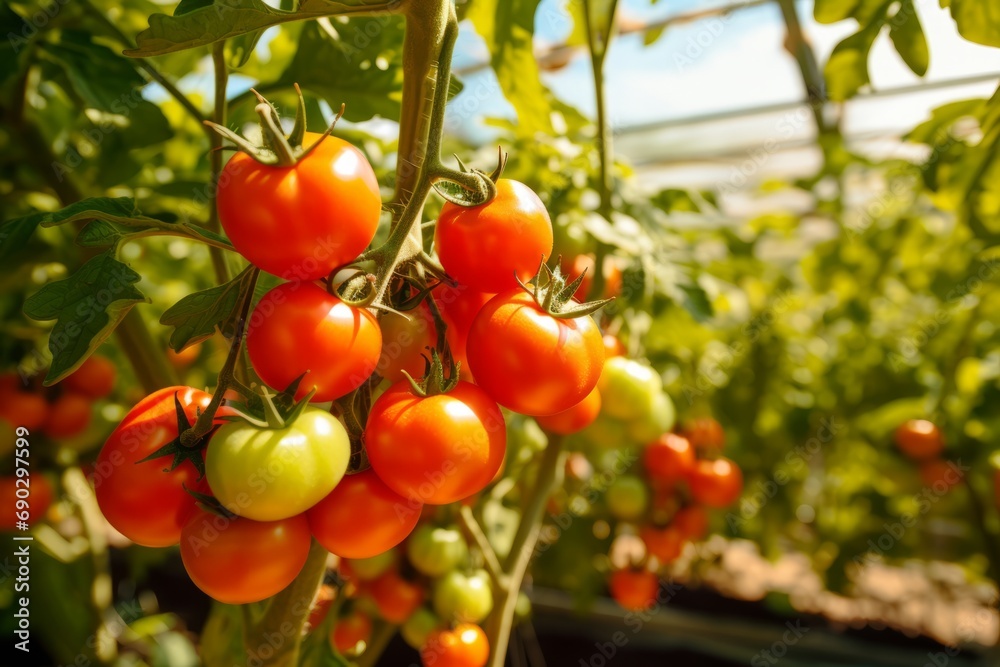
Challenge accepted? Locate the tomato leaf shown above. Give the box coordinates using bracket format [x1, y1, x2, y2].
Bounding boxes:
[942, 0, 1000, 47]
[160, 269, 255, 352]
[888, 0, 928, 77]
[680, 283, 713, 322]
[275, 19, 404, 123]
[0, 212, 45, 263]
[126, 0, 391, 58]
[1, 197, 148, 257]
[823, 21, 882, 101]
[23, 252, 149, 385]
[813, 0, 862, 24]
[467, 0, 553, 135]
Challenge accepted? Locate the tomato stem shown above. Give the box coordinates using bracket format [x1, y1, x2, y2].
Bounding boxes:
[485, 435, 566, 667]
[207, 41, 233, 285]
[458, 505, 506, 588]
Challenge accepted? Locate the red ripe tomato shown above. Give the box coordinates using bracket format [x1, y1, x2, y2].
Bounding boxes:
[673, 505, 708, 541]
[180, 508, 311, 604]
[308, 469, 421, 559]
[0, 474, 53, 531]
[640, 525, 684, 563]
[0, 391, 49, 431]
[62, 355, 116, 399]
[377, 301, 437, 383]
[643, 433, 695, 483]
[535, 387, 601, 435]
[435, 179, 553, 293]
[467, 290, 604, 416]
[681, 417, 725, 451]
[565, 254, 623, 301]
[688, 457, 743, 508]
[330, 609, 372, 656]
[247, 282, 381, 402]
[421, 623, 489, 667]
[43, 393, 92, 439]
[434, 284, 495, 380]
[366, 381, 505, 505]
[608, 569, 659, 611]
[217, 132, 381, 281]
[94, 387, 216, 547]
[368, 570, 425, 623]
[603, 334, 626, 358]
[167, 343, 202, 369]
[919, 459, 963, 491]
[895, 419, 943, 461]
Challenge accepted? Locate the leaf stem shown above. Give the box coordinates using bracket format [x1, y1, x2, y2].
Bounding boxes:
[208, 41, 233, 284]
[459, 505, 506, 587]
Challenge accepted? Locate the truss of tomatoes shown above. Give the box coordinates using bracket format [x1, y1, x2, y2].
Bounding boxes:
[90, 102, 614, 632]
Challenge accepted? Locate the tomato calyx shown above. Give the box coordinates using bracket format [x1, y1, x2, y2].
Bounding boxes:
[136, 391, 215, 477]
[221, 375, 316, 431]
[203, 83, 345, 167]
[185, 486, 238, 520]
[402, 349, 460, 398]
[431, 148, 507, 207]
[517, 260, 614, 319]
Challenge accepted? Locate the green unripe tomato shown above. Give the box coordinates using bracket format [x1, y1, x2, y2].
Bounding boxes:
[578, 412, 630, 449]
[514, 591, 532, 623]
[206, 407, 350, 521]
[406, 524, 469, 577]
[598, 358, 663, 421]
[401, 608, 440, 649]
[432, 569, 493, 623]
[605, 475, 649, 521]
[345, 550, 396, 581]
[625, 392, 676, 444]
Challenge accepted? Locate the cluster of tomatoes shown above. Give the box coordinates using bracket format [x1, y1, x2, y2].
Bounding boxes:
[87, 105, 618, 666]
[893, 419, 963, 492]
[305, 522, 497, 665]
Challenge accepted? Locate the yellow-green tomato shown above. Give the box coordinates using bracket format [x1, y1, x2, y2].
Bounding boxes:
[406, 524, 469, 577]
[598, 358, 663, 420]
[625, 391, 676, 444]
[205, 407, 350, 521]
[401, 607, 440, 649]
[605, 474, 649, 521]
[432, 569, 494, 624]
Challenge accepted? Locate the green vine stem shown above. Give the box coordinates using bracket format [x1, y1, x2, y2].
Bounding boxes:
[581, 0, 619, 302]
[243, 540, 329, 667]
[485, 435, 566, 667]
[208, 41, 233, 284]
[179, 267, 259, 447]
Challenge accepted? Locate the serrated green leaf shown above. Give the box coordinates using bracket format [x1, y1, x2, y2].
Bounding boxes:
[823, 21, 882, 101]
[76, 220, 154, 248]
[40, 33, 145, 110]
[23, 252, 149, 384]
[160, 270, 253, 351]
[888, 0, 928, 77]
[467, 0, 553, 135]
[1, 198, 148, 257]
[943, 0, 1000, 47]
[126, 0, 394, 58]
[275, 19, 404, 123]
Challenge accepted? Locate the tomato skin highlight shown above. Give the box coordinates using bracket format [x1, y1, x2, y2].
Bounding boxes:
[602, 334, 626, 358]
[207, 406, 350, 521]
[535, 387, 601, 435]
[895, 419, 943, 461]
[366, 381, 506, 505]
[217, 132, 381, 281]
[247, 281, 382, 402]
[467, 290, 604, 416]
[435, 179, 553, 294]
[688, 457, 743, 508]
[308, 469, 421, 559]
[180, 509, 311, 604]
[94, 387, 215, 547]
[421, 623, 489, 667]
